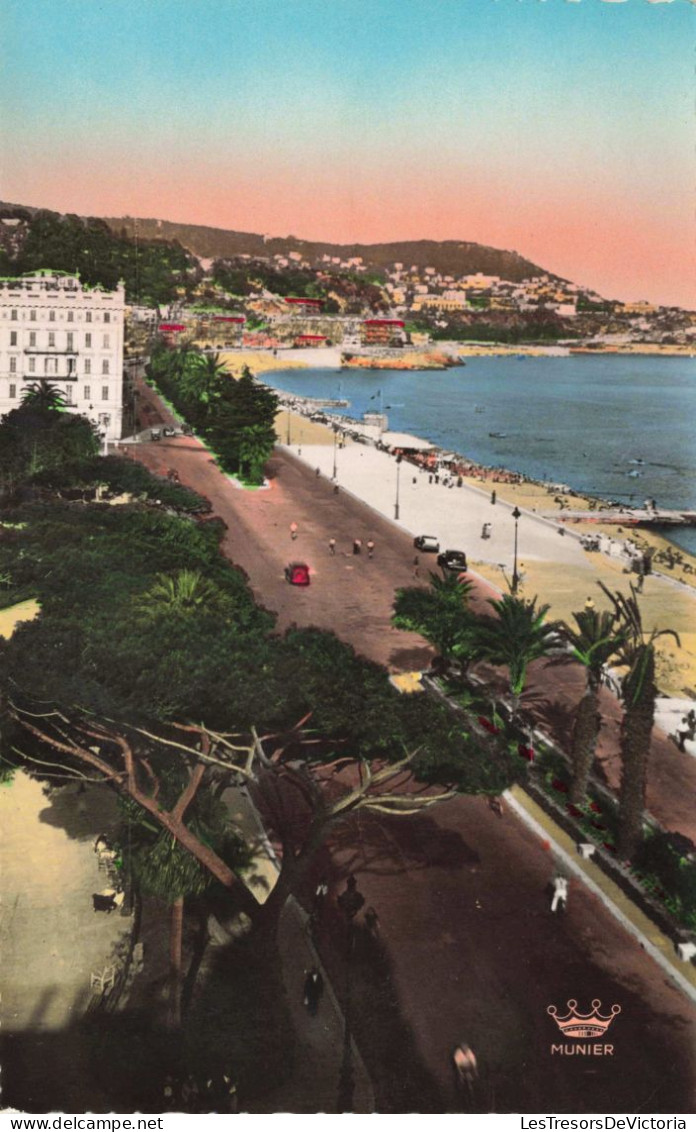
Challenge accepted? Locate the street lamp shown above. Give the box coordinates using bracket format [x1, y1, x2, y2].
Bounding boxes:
[332, 428, 338, 481]
[511, 506, 521, 594]
[394, 454, 402, 521]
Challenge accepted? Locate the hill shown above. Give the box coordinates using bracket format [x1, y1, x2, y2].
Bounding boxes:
[101, 216, 549, 282]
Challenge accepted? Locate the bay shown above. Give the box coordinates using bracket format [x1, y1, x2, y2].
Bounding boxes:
[263, 354, 696, 554]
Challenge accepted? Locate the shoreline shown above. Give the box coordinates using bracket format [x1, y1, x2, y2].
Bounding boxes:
[219, 348, 696, 593]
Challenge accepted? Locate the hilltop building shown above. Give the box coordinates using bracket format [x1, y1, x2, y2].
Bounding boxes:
[0, 272, 125, 440]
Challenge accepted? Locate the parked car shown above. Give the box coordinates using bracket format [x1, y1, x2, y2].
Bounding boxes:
[285, 562, 311, 586]
[437, 549, 468, 575]
[414, 535, 440, 553]
[150, 428, 162, 441]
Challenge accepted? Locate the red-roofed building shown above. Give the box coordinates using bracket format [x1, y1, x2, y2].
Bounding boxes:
[361, 318, 407, 347]
[284, 297, 324, 313]
[294, 334, 328, 347]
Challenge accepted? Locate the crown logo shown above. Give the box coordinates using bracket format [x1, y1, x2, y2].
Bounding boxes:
[547, 999, 621, 1038]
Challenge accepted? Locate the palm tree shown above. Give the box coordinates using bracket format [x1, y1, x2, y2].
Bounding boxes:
[181, 352, 228, 408]
[565, 608, 625, 804]
[21, 380, 65, 412]
[599, 583, 680, 860]
[472, 594, 562, 718]
[393, 572, 475, 668]
[135, 569, 222, 620]
[237, 423, 276, 484]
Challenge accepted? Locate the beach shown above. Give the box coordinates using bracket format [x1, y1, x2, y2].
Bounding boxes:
[216, 347, 696, 698]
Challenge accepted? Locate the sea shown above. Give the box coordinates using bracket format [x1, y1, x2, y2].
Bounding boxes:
[262, 354, 696, 556]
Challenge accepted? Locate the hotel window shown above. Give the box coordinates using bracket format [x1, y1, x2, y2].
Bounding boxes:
[28, 357, 36, 373]
[49, 310, 55, 321]
[85, 332, 92, 347]
[10, 331, 17, 345]
[64, 386, 73, 404]
[67, 311, 74, 322]
[103, 333, 110, 348]
[48, 332, 55, 347]
[85, 359, 91, 375]
[10, 309, 17, 320]
[30, 310, 36, 321]
[104, 312, 111, 324]
[102, 360, 109, 375]
[102, 385, 109, 400]
[67, 332, 74, 350]
[9, 384, 16, 398]
[84, 385, 91, 400]
[9, 357, 17, 373]
[29, 331, 36, 346]
[86, 312, 92, 323]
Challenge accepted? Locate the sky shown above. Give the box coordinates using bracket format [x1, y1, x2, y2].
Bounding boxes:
[1, 0, 694, 307]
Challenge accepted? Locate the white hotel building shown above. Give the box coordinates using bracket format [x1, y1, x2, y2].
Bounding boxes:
[0, 272, 125, 441]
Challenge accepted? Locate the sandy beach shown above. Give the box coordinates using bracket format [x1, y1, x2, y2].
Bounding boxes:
[212, 347, 696, 695]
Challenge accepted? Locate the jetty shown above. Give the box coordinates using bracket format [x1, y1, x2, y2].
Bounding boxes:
[545, 508, 696, 529]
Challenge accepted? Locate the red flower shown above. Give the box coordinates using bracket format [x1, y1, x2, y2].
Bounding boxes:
[589, 802, 602, 814]
[603, 842, 615, 853]
[552, 779, 569, 793]
[478, 716, 501, 735]
[518, 744, 535, 761]
[591, 821, 606, 831]
[566, 803, 582, 818]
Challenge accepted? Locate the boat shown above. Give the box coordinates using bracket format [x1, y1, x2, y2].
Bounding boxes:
[489, 431, 507, 439]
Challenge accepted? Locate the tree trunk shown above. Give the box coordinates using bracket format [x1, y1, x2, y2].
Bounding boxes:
[617, 654, 656, 860]
[569, 682, 601, 804]
[168, 896, 184, 1029]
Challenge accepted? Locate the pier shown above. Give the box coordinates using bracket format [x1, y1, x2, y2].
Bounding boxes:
[545, 509, 696, 529]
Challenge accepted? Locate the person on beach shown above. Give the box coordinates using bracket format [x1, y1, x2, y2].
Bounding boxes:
[353, 539, 362, 555]
[491, 490, 496, 505]
[328, 538, 336, 555]
[290, 522, 298, 541]
[584, 596, 596, 611]
[367, 540, 375, 559]
[551, 874, 568, 914]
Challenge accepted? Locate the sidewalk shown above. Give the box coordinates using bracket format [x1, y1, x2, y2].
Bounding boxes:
[507, 786, 696, 1004]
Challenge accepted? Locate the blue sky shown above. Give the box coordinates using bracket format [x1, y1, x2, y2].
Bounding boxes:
[1, 0, 694, 305]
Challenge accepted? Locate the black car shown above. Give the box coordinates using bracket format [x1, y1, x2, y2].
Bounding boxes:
[437, 549, 468, 575]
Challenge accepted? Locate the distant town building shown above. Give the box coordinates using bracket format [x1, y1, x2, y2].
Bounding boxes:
[361, 318, 407, 347]
[0, 272, 125, 440]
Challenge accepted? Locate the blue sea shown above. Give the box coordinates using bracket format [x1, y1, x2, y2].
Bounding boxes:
[263, 354, 696, 555]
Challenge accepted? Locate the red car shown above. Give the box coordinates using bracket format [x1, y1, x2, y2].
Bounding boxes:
[285, 562, 311, 586]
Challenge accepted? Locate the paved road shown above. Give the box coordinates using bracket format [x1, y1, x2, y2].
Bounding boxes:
[124, 409, 696, 1112]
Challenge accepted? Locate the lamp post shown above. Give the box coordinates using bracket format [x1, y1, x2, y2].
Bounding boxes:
[394, 454, 402, 521]
[332, 428, 338, 481]
[511, 506, 521, 595]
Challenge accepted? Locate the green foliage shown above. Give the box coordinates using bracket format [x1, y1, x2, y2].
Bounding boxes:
[393, 574, 475, 662]
[473, 595, 561, 700]
[0, 402, 99, 493]
[5, 210, 197, 304]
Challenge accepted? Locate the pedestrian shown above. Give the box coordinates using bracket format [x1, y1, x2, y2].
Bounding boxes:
[491, 490, 497, 505]
[551, 874, 568, 914]
[303, 967, 324, 1015]
[353, 538, 362, 555]
[488, 795, 504, 818]
[313, 875, 329, 916]
[584, 596, 596, 612]
[290, 521, 298, 541]
[315, 467, 321, 477]
[413, 554, 420, 578]
[364, 905, 379, 934]
[453, 1043, 478, 1095]
[366, 540, 375, 559]
[328, 538, 336, 555]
